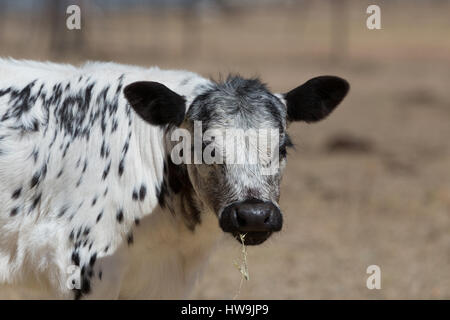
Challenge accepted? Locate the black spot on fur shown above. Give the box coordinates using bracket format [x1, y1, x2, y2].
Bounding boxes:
[71, 252, 80, 266]
[111, 118, 118, 133]
[118, 159, 125, 176]
[3, 81, 37, 124]
[116, 209, 124, 223]
[32, 148, 39, 163]
[30, 173, 40, 188]
[10, 207, 19, 216]
[96, 211, 103, 223]
[127, 233, 134, 245]
[100, 140, 106, 158]
[41, 163, 48, 178]
[132, 189, 138, 201]
[82, 160, 88, 173]
[102, 161, 111, 180]
[89, 253, 97, 267]
[139, 185, 147, 201]
[0, 87, 11, 97]
[30, 193, 41, 211]
[62, 143, 70, 158]
[31, 119, 39, 131]
[11, 187, 22, 199]
[58, 206, 69, 218]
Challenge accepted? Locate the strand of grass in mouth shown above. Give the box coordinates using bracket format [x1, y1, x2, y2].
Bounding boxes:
[233, 233, 249, 299]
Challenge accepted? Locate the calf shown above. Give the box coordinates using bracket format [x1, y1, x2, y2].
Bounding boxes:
[0, 58, 349, 299]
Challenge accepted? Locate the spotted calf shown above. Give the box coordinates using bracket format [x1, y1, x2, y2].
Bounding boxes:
[0, 58, 349, 299]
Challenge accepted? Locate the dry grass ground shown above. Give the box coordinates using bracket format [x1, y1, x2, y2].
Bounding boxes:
[0, 0, 449, 299]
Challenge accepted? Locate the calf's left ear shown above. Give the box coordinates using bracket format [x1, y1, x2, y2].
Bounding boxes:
[124, 81, 186, 126]
[283, 76, 350, 123]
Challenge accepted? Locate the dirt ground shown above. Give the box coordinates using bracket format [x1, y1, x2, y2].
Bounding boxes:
[0, 0, 449, 299]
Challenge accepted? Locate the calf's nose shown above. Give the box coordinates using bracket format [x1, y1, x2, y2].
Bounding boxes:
[220, 199, 282, 233]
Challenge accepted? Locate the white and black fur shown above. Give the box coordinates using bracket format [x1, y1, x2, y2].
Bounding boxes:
[0, 58, 349, 299]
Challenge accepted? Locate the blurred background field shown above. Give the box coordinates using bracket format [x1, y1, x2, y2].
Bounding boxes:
[0, 0, 449, 299]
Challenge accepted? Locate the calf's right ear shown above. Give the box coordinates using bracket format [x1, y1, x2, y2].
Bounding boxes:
[124, 81, 186, 126]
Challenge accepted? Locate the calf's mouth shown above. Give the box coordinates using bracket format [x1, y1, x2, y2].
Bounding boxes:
[231, 231, 273, 246]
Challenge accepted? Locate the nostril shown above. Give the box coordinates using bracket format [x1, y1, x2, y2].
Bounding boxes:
[263, 215, 270, 224]
[236, 213, 247, 227]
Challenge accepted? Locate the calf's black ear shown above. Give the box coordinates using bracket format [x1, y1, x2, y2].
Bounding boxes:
[124, 81, 186, 126]
[284, 76, 349, 123]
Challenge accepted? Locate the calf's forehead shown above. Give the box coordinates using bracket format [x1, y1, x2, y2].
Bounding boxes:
[186, 76, 287, 131]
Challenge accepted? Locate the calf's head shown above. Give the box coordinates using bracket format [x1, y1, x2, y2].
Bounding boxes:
[124, 75, 349, 245]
